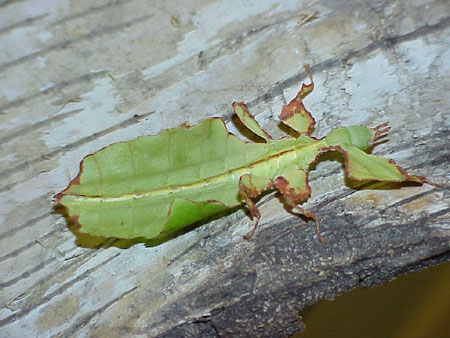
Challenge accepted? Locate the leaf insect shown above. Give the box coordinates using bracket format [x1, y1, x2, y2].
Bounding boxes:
[55, 67, 429, 244]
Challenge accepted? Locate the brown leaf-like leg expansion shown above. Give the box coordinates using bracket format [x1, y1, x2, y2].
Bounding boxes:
[275, 169, 327, 245]
[278, 65, 316, 135]
[328, 144, 433, 185]
[239, 174, 275, 240]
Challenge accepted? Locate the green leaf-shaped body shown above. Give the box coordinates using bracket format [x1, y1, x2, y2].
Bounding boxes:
[56, 70, 428, 241]
[56, 118, 316, 238]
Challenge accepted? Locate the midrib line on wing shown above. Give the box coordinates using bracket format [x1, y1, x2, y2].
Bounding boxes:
[67, 140, 325, 202]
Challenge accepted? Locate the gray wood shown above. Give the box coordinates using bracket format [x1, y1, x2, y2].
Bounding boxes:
[1, 0, 449, 337]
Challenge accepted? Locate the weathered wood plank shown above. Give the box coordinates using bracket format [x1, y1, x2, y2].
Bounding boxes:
[0, 0, 449, 337]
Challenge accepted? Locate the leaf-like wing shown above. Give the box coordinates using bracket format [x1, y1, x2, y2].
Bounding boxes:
[58, 118, 270, 197]
[56, 118, 271, 239]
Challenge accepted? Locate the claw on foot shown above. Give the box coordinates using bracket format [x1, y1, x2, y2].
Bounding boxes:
[371, 122, 390, 142]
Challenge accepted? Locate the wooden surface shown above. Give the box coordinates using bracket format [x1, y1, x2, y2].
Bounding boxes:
[1, 0, 449, 337]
